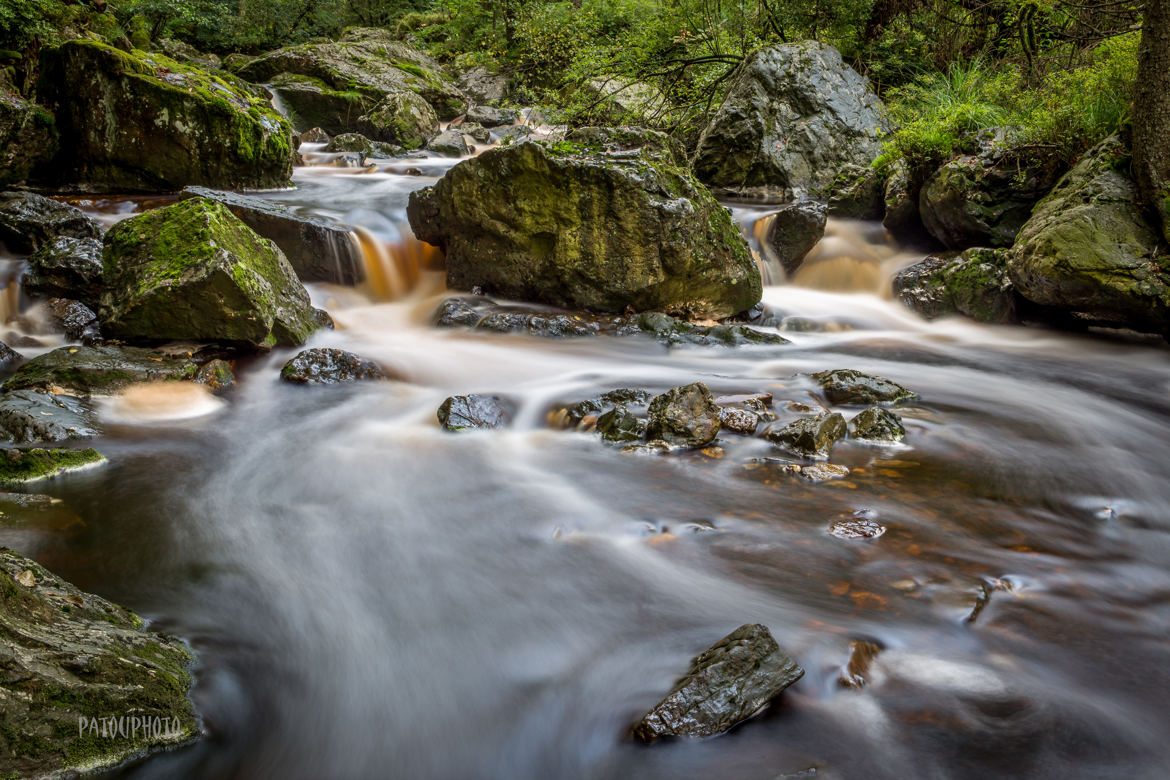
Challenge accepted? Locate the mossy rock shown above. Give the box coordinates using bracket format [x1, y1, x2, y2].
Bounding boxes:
[356, 91, 438, 149]
[0, 546, 197, 777]
[0, 94, 57, 187]
[408, 139, 761, 319]
[892, 247, 1017, 324]
[99, 198, 319, 348]
[1, 345, 200, 395]
[38, 40, 295, 192]
[0, 446, 104, 485]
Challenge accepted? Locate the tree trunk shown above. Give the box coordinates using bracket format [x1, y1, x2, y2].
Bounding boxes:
[1133, 0, 1170, 243]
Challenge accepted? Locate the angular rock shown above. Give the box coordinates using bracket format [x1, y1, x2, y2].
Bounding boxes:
[694, 42, 890, 199]
[812, 369, 917, 405]
[0, 342, 21, 368]
[2, 345, 199, 395]
[323, 132, 402, 158]
[0, 547, 196, 777]
[849, 406, 905, 442]
[425, 128, 470, 157]
[597, 405, 645, 443]
[438, 394, 516, 431]
[38, 41, 295, 192]
[632, 623, 804, 742]
[23, 236, 104, 307]
[280, 347, 385, 384]
[466, 105, 519, 128]
[646, 383, 721, 448]
[893, 248, 1016, 323]
[408, 140, 761, 319]
[882, 159, 928, 241]
[0, 447, 104, 485]
[356, 91, 439, 149]
[1007, 136, 1170, 334]
[193, 358, 235, 390]
[719, 406, 761, 435]
[44, 298, 101, 344]
[827, 163, 885, 219]
[0, 93, 56, 187]
[459, 122, 491, 144]
[458, 67, 509, 105]
[797, 462, 850, 482]
[634, 312, 789, 347]
[300, 127, 331, 143]
[180, 186, 365, 285]
[99, 198, 319, 347]
[0, 191, 102, 254]
[0, 391, 97, 443]
[764, 413, 846, 459]
[765, 201, 827, 276]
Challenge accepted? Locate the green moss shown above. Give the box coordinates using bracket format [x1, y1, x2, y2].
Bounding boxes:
[0, 447, 105, 486]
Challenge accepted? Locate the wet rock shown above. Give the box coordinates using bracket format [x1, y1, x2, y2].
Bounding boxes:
[0, 447, 105, 485]
[280, 347, 385, 384]
[0, 342, 21, 368]
[0, 192, 102, 254]
[1007, 136, 1170, 335]
[22, 236, 104, 308]
[460, 121, 491, 144]
[766, 201, 827, 276]
[0, 391, 97, 443]
[156, 37, 221, 71]
[646, 383, 721, 448]
[597, 405, 646, 443]
[44, 298, 101, 344]
[827, 163, 885, 219]
[39, 41, 294, 192]
[438, 394, 516, 431]
[466, 105, 519, 128]
[849, 406, 905, 442]
[719, 406, 761, 435]
[764, 413, 846, 459]
[839, 639, 883, 689]
[193, 358, 234, 390]
[634, 312, 790, 347]
[693, 42, 890, 199]
[714, 392, 773, 408]
[2, 345, 199, 395]
[0, 93, 57, 187]
[323, 132, 403, 158]
[631, 623, 804, 742]
[0, 547, 196, 778]
[408, 139, 761, 319]
[425, 128, 470, 157]
[798, 462, 850, 482]
[458, 67, 509, 105]
[828, 510, 886, 539]
[556, 389, 652, 429]
[100, 198, 320, 348]
[300, 127, 331, 143]
[434, 297, 485, 328]
[881, 159, 928, 241]
[477, 310, 600, 338]
[180, 186, 365, 285]
[892, 248, 1017, 324]
[811, 369, 917, 405]
[565, 126, 686, 166]
[356, 91, 439, 149]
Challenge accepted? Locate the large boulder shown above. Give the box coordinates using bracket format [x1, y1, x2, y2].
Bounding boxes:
[1007, 136, 1170, 334]
[0, 546, 197, 777]
[2, 345, 200, 395]
[0, 191, 102, 254]
[180, 186, 364, 285]
[99, 198, 320, 348]
[893, 248, 1017, 323]
[0, 93, 56, 187]
[458, 67, 509, 105]
[407, 139, 761, 319]
[764, 201, 826, 276]
[38, 41, 295, 192]
[693, 41, 890, 199]
[355, 90, 438, 149]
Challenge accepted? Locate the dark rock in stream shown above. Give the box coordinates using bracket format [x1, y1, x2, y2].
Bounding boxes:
[718, 406, 762, 435]
[300, 127, 331, 143]
[632, 623, 804, 742]
[554, 389, 652, 429]
[764, 413, 846, 459]
[280, 348, 386, 384]
[323, 132, 403, 159]
[44, 298, 102, 344]
[0, 391, 98, 443]
[23, 236, 105, 308]
[0, 192, 102, 254]
[0, 341, 22, 369]
[849, 406, 905, 442]
[466, 105, 519, 128]
[438, 394, 516, 431]
[811, 369, 917, 405]
[597, 405, 646, 443]
[765, 201, 826, 277]
[2, 345, 200, 395]
[425, 128, 470, 157]
[646, 383, 721, 448]
[193, 358, 235, 390]
[892, 248, 1017, 324]
[0, 546, 197, 778]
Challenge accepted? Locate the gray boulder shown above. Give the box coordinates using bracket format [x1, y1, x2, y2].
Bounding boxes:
[812, 369, 917, 405]
[23, 236, 104, 307]
[425, 128, 470, 157]
[765, 201, 826, 276]
[893, 248, 1016, 323]
[438, 394, 516, 431]
[0, 94, 56, 187]
[466, 105, 519, 128]
[693, 41, 890, 199]
[0, 390, 97, 443]
[764, 413, 846, 459]
[0, 191, 102, 254]
[458, 67, 509, 104]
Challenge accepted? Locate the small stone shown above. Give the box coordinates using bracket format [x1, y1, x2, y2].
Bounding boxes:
[849, 406, 905, 442]
[15, 568, 35, 587]
[193, 359, 235, 391]
[438, 394, 515, 431]
[44, 299, 100, 344]
[812, 369, 917, 405]
[763, 413, 846, 459]
[719, 406, 760, 435]
[280, 348, 385, 384]
[300, 127, 331, 143]
[799, 463, 850, 482]
[829, 512, 886, 539]
[839, 639, 882, 689]
[597, 405, 645, 443]
[646, 383, 721, 448]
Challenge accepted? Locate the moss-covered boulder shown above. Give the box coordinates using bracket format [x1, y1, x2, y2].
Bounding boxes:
[99, 198, 320, 348]
[356, 90, 438, 149]
[827, 163, 886, 219]
[0, 546, 196, 777]
[693, 42, 890, 199]
[407, 140, 762, 319]
[849, 406, 905, 442]
[2, 345, 200, 395]
[0, 446, 104, 485]
[0, 93, 57, 187]
[892, 248, 1017, 323]
[38, 40, 295, 192]
[1007, 136, 1170, 335]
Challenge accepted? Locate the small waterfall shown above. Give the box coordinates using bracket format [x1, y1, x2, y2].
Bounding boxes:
[351, 226, 442, 301]
[0, 277, 20, 327]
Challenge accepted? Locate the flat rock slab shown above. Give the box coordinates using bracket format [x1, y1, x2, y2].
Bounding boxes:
[2, 345, 200, 396]
[633, 623, 804, 742]
[0, 390, 98, 444]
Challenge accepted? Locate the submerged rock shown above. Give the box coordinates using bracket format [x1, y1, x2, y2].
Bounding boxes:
[764, 413, 846, 459]
[2, 345, 199, 395]
[180, 186, 365, 285]
[646, 383, 721, 448]
[408, 139, 761, 319]
[438, 394, 516, 431]
[812, 369, 917, 405]
[0, 546, 196, 777]
[0, 192, 102, 254]
[193, 358, 235, 390]
[39, 41, 295, 192]
[839, 639, 883, 689]
[693, 42, 889, 199]
[849, 406, 905, 442]
[0, 391, 97, 444]
[0, 93, 57, 187]
[895, 248, 1017, 323]
[632, 623, 804, 742]
[0, 447, 104, 485]
[23, 236, 105, 308]
[765, 201, 827, 276]
[280, 348, 385, 384]
[99, 198, 320, 348]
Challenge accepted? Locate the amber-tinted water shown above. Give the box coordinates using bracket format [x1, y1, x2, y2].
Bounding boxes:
[3, 166, 1170, 779]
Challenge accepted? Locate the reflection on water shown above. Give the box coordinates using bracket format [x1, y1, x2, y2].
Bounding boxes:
[4, 170, 1169, 780]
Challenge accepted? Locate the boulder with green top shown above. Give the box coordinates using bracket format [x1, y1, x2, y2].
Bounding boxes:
[2, 345, 200, 395]
[893, 248, 1017, 324]
[764, 413, 846, 459]
[1007, 136, 1170, 335]
[99, 198, 320, 348]
[407, 140, 762, 319]
[38, 40, 295, 192]
[357, 91, 439, 149]
[0, 93, 57, 187]
[646, 383, 721, 448]
[0, 546, 197, 778]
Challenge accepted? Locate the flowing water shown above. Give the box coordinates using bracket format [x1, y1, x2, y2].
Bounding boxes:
[4, 161, 1170, 779]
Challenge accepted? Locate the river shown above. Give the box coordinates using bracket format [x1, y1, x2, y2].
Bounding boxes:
[3, 156, 1170, 779]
